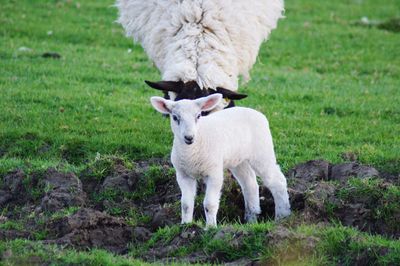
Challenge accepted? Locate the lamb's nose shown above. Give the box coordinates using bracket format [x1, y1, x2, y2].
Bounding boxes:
[184, 135, 194, 144]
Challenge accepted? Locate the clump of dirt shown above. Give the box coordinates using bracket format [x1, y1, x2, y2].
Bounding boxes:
[0, 191, 12, 207]
[288, 160, 330, 181]
[42, 52, 61, 59]
[302, 181, 338, 219]
[38, 168, 87, 212]
[45, 208, 134, 254]
[355, 17, 400, 33]
[149, 206, 179, 230]
[377, 18, 400, 33]
[331, 162, 379, 182]
[132, 226, 152, 242]
[0, 229, 31, 241]
[0, 169, 26, 206]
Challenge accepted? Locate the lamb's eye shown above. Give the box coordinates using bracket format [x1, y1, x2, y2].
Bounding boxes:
[172, 115, 179, 122]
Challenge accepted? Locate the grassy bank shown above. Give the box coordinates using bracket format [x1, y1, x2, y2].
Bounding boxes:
[1, 0, 399, 173]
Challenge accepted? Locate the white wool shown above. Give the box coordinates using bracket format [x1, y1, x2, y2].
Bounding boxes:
[150, 94, 291, 227]
[116, 0, 284, 91]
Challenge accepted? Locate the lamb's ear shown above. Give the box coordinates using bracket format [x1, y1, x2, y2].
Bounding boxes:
[145, 80, 183, 93]
[150, 97, 173, 114]
[196, 94, 223, 112]
[215, 87, 247, 100]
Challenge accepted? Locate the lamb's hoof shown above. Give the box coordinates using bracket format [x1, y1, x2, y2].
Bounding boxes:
[245, 212, 259, 223]
[204, 223, 217, 230]
[275, 209, 291, 221]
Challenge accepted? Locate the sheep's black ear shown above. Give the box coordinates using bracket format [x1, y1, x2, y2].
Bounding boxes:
[215, 87, 247, 100]
[145, 80, 183, 93]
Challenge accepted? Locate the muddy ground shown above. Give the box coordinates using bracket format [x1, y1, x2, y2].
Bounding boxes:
[0, 157, 399, 263]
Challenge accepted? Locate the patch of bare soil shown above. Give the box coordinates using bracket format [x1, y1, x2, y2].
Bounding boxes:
[45, 208, 133, 254]
[0, 158, 398, 259]
[287, 160, 399, 238]
[38, 169, 87, 212]
[0, 169, 26, 206]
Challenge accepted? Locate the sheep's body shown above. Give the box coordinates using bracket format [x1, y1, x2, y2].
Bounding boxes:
[150, 94, 291, 226]
[117, 0, 284, 93]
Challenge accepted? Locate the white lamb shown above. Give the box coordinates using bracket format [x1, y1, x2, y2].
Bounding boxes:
[150, 94, 291, 227]
[117, 0, 284, 107]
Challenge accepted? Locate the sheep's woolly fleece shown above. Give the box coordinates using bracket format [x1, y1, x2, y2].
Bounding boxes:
[116, 0, 284, 92]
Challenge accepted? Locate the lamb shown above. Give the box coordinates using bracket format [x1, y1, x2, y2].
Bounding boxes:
[117, 0, 284, 109]
[150, 93, 291, 226]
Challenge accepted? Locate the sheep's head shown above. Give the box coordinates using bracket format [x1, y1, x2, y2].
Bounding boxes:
[145, 80, 246, 112]
[150, 94, 222, 145]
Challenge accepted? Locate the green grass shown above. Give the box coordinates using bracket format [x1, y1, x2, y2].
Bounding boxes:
[0, 220, 24, 231]
[1, 223, 399, 265]
[0, 239, 150, 266]
[127, 221, 400, 265]
[0, 0, 399, 174]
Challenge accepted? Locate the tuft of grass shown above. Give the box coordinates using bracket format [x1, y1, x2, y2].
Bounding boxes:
[0, 239, 149, 266]
[49, 206, 81, 220]
[131, 165, 174, 200]
[316, 225, 400, 265]
[81, 154, 134, 181]
[0, 220, 24, 231]
[130, 224, 183, 258]
[337, 177, 400, 232]
[126, 208, 152, 227]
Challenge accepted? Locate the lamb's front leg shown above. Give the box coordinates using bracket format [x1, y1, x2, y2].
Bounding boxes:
[176, 171, 197, 224]
[203, 171, 224, 227]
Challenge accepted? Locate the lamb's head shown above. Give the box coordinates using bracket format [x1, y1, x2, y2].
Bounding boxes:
[150, 94, 222, 145]
[145, 80, 246, 112]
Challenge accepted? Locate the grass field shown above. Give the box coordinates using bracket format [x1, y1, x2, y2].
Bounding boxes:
[1, 0, 399, 174]
[0, 0, 399, 265]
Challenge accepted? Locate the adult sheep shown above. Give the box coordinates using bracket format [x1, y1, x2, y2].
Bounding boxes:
[117, 0, 284, 110]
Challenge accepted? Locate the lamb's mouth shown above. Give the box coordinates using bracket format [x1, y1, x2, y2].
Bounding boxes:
[184, 139, 194, 145]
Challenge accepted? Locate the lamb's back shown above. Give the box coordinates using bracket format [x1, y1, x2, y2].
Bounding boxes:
[205, 107, 269, 131]
[200, 107, 272, 164]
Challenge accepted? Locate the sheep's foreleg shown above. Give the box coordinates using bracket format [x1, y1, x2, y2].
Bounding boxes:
[176, 172, 197, 224]
[203, 172, 224, 227]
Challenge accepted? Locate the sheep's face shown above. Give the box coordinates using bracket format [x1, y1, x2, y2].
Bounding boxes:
[145, 80, 246, 113]
[150, 94, 223, 145]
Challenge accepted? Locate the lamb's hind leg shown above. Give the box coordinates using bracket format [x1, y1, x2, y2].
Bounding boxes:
[251, 160, 291, 220]
[230, 162, 261, 223]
